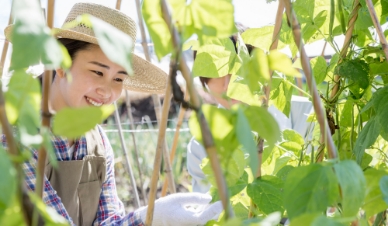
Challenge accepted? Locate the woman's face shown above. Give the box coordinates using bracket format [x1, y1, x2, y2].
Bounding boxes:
[51, 45, 126, 112]
[206, 74, 239, 109]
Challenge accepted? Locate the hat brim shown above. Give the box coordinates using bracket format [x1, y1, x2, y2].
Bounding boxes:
[4, 25, 167, 94]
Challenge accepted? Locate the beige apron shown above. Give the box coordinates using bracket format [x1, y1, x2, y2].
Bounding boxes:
[45, 127, 107, 226]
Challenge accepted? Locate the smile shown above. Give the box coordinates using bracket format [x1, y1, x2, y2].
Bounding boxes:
[86, 97, 103, 107]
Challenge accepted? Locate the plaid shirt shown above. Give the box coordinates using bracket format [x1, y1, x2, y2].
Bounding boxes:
[3, 125, 144, 226]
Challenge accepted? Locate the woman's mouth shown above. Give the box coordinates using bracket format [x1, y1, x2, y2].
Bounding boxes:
[85, 96, 103, 107]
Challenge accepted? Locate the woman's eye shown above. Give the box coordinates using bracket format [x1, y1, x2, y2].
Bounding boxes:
[91, 70, 103, 76]
[114, 78, 123, 82]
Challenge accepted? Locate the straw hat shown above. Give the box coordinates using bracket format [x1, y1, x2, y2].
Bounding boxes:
[4, 3, 167, 94]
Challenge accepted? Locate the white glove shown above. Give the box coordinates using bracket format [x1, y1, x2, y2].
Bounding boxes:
[135, 192, 222, 226]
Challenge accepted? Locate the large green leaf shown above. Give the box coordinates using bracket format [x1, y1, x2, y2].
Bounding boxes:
[142, 0, 236, 59]
[189, 104, 239, 153]
[310, 56, 327, 85]
[78, 15, 134, 75]
[243, 106, 281, 149]
[5, 70, 41, 127]
[353, 117, 380, 165]
[241, 48, 270, 92]
[226, 74, 261, 106]
[269, 75, 294, 116]
[236, 108, 258, 175]
[247, 175, 284, 215]
[192, 38, 237, 78]
[339, 99, 354, 128]
[284, 164, 340, 219]
[268, 51, 301, 77]
[282, 129, 304, 145]
[10, 0, 62, 69]
[0, 194, 26, 226]
[333, 160, 366, 217]
[335, 59, 369, 99]
[363, 168, 388, 218]
[142, 0, 173, 59]
[379, 175, 388, 205]
[0, 148, 16, 213]
[370, 61, 388, 76]
[52, 105, 114, 139]
[241, 26, 286, 52]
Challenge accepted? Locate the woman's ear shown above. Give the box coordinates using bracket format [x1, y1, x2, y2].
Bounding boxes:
[55, 68, 65, 78]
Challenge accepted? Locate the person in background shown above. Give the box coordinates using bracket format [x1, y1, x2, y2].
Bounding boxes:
[187, 30, 314, 193]
[4, 3, 222, 226]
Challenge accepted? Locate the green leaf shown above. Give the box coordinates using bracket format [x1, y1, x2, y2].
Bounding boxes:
[192, 38, 237, 78]
[5, 70, 41, 126]
[226, 74, 261, 107]
[189, 104, 238, 152]
[241, 48, 270, 92]
[379, 175, 388, 205]
[52, 105, 114, 139]
[268, 51, 301, 77]
[80, 15, 134, 75]
[0, 194, 26, 226]
[10, 0, 62, 69]
[310, 56, 327, 84]
[42, 127, 57, 168]
[290, 214, 346, 226]
[363, 168, 388, 218]
[243, 106, 281, 149]
[276, 165, 295, 182]
[284, 164, 340, 219]
[333, 160, 366, 217]
[279, 141, 302, 155]
[0, 148, 16, 212]
[335, 59, 369, 99]
[247, 175, 284, 215]
[28, 192, 69, 226]
[236, 108, 258, 175]
[269, 75, 294, 116]
[339, 99, 354, 128]
[361, 85, 388, 114]
[142, 0, 172, 59]
[353, 117, 380, 165]
[273, 156, 291, 175]
[242, 26, 286, 52]
[282, 129, 305, 145]
[370, 61, 388, 76]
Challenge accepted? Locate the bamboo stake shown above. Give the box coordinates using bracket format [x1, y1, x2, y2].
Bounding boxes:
[249, 1, 284, 218]
[145, 61, 173, 226]
[161, 90, 188, 197]
[124, 91, 147, 204]
[329, 0, 361, 101]
[283, 0, 338, 160]
[0, 10, 12, 78]
[113, 102, 141, 208]
[365, 0, 388, 62]
[134, 0, 176, 195]
[115, 0, 122, 10]
[156, 0, 234, 220]
[36, 0, 55, 200]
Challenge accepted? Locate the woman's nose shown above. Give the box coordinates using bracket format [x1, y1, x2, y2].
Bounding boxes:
[96, 85, 111, 99]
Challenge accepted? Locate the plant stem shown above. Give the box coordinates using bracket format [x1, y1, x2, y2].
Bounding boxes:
[36, 0, 55, 201]
[350, 103, 354, 151]
[124, 91, 147, 205]
[134, 0, 176, 195]
[115, 0, 122, 10]
[335, 106, 341, 149]
[0, 9, 12, 78]
[337, 0, 346, 34]
[329, 0, 335, 42]
[145, 59, 174, 225]
[365, 0, 388, 63]
[113, 101, 141, 208]
[161, 91, 188, 197]
[283, 0, 338, 160]
[330, 0, 361, 101]
[153, 0, 234, 222]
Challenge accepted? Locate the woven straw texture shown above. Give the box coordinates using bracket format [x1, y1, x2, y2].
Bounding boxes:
[5, 3, 167, 94]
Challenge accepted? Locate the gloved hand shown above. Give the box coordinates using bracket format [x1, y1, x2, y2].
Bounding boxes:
[135, 192, 222, 226]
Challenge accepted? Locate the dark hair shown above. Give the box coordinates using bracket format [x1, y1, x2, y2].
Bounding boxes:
[194, 24, 255, 89]
[39, 39, 93, 85]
